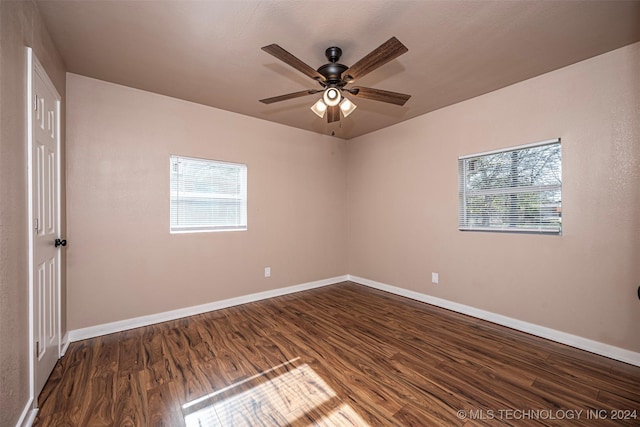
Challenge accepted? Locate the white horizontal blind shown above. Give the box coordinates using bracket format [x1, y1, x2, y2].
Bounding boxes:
[170, 155, 247, 233]
[458, 139, 561, 234]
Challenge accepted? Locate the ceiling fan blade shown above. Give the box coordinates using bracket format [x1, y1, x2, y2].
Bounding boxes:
[350, 86, 411, 106]
[262, 44, 325, 82]
[342, 37, 408, 82]
[327, 105, 340, 123]
[259, 89, 321, 104]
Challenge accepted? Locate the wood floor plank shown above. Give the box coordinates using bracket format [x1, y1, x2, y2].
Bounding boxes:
[114, 371, 149, 427]
[118, 334, 144, 373]
[36, 341, 93, 416]
[34, 282, 640, 426]
[77, 372, 116, 426]
[546, 353, 640, 401]
[146, 381, 185, 427]
[91, 334, 120, 377]
[32, 407, 81, 427]
[172, 352, 220, 404]
[393, 402, 472, 426]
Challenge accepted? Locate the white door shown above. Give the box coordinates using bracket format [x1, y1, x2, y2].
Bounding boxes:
[28, 49, 62, 399]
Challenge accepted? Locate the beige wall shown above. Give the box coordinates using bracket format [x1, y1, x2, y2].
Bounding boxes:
[0, 1, 66, 425]
[348, 42, 640, 353]
[65, 74, 348, 330]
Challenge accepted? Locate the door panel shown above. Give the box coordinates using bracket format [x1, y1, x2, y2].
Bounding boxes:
[31, 52, 61, 398]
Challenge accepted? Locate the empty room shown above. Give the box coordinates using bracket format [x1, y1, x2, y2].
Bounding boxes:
[1, 1, 640, 426]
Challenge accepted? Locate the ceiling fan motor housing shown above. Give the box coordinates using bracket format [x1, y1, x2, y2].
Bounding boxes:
[317, 46, 348, 85]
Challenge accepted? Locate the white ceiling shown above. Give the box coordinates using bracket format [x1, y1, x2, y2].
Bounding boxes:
[36, 0, 640, 140]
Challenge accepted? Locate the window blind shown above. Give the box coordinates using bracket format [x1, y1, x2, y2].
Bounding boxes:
[170, 155, 247, 233]
[458, 139, 561, 234]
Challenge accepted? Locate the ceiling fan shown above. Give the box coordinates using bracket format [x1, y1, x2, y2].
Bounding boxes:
[259, 37, 411, 123]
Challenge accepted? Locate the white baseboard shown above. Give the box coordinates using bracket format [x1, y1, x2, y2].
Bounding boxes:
[348, 274, 640, 367]
[66, 273, 639, 367]
[68, 275, 348, 342]
[16, 399, 37, 427]
[60, 331, 70, 356]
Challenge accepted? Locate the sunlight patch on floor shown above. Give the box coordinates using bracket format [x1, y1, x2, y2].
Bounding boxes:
[287, 402, 371, 426]
[183, 359, 369, 426]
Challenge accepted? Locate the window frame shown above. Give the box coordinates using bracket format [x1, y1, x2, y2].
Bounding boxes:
[170, 155, 247, 234]
[458, 138, 562, 235]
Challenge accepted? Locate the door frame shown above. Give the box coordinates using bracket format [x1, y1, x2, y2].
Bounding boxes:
[26, 47, 62, 412]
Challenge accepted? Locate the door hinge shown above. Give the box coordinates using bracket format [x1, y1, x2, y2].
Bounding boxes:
[36, 341, 39, 355]
[34, 218, 39, 231]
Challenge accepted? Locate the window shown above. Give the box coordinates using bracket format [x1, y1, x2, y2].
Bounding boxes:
[458, 139, 561, 235]
[170, 155, 247, 233]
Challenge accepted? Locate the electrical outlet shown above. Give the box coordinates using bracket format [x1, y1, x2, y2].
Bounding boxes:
[264, 267, 271, 278]
[432, 272, 439, 284]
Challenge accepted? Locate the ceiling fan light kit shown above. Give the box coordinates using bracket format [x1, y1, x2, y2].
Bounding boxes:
[323, 87, 341, 106]
[339, 97, 357, 117]
[260, 37, 411, 124]
[311, 98, 328, 118]
[311, 88, 357, 119]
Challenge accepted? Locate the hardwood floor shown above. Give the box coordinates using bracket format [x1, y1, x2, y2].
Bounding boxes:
[34, 282, 640, 426]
